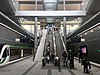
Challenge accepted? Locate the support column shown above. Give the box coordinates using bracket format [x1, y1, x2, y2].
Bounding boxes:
[19, 3, 21, 11]
[63, 17, 66, 45]
[35, 0, 37, 11]
[34, 17, 38, 54]
[63, 0, 65, 11]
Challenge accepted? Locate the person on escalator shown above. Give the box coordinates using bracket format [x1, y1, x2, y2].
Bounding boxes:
[46, 41, 50, 54]
[58, 57, 61, 72]
[62, 50, 67, 67]
[42, 56, 46, 66]
[46, 48, 50, 56]
[46, 48, 50, 63]
[46, 55, 50, 63]
[47, 41, 50, 47]
[50, 53, 55, 63]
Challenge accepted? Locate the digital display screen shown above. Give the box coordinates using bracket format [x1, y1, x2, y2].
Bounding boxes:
[81, 47, 87, 53]
[80, 45, 88, 56]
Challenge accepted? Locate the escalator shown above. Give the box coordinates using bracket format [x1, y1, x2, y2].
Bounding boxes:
[54, 31, 64, 62]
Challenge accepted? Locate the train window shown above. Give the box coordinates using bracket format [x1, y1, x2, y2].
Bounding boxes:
[0, 44, 5, 52]
[2, 48, 9, 57]
[6, 48, 9, 56]
[2, 49, 7, 57]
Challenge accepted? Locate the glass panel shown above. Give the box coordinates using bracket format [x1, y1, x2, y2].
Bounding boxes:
[65, 4, 80, 10]
[20, 4, 35, 11]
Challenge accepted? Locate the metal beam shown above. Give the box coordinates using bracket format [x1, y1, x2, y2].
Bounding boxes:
[59, 1, 83, 4]
[0, 11, 34, 39]
[16, 11, 86, 17]
[18, 1, 42, 4]
[18, 1, 83, 4]
[67, 11, 100, 39]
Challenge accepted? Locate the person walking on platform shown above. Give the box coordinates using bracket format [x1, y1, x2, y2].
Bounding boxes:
[62, 50, 67, 67]
[68, 50, 74, 69]
[83, 59, 91, 74]
[78, 49, 83, 63]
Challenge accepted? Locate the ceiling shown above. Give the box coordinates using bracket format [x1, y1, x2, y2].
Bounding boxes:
[16, 0, 84, 27]
[68, 0, 100, 38]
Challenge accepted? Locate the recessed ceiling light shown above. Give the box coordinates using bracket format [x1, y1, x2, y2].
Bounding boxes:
[91, 30, 93, 32]
[85, 33, 87, 35]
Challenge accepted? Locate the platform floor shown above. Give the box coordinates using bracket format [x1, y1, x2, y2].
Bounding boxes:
[0, 57, 100, 75]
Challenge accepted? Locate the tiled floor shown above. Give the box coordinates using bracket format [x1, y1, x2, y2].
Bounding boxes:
[0, 57, 100, 75]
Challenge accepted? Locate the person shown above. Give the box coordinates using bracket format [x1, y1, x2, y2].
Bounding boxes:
[58, 57, 61, 72]
[83, 59, 91, 74]
[47, 41, 50, 47]
[54, 56, 59, 66]
[78, 49, 83, 63]
[42, 56, 46, 66]
[50, 53, 55, 63]
[46, 47, 50, 56]
[62, 50, 67, 67]
[46, 55, 50, 63]
[68, 50, 74, 69]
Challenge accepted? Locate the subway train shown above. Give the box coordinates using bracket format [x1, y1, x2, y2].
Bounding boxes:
[0, 44, 33, 64]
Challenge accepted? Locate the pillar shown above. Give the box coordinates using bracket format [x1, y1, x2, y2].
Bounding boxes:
[63, 17, 66, 45]
[34, 17, 38, 53]
[63, 0, 65, 11]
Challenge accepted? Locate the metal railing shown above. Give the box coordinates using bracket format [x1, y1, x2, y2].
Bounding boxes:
[53, 31, 57, 56]
[60, 33, 68, 55]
